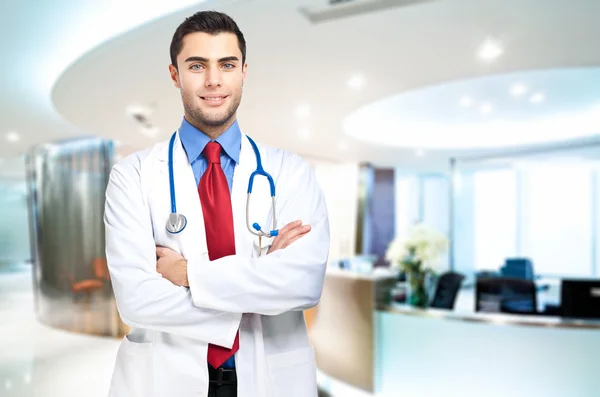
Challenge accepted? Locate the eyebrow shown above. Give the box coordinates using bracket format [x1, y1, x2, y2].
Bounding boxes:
[184, 56, 240, 63]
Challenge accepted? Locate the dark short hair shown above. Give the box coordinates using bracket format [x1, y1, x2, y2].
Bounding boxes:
[170, 10, 246, 68]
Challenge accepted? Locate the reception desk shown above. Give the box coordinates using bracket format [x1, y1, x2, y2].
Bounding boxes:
[310, 268, 600, 397]
[375, 304, 600, 397]
[308, 267, 397, 393]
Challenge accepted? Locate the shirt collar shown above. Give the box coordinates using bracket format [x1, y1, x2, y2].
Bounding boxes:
[178, 117, 241, 165]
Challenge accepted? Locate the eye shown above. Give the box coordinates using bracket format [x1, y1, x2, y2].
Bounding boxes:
[190, 64, 204, 71]
[222, 63, 235, 69]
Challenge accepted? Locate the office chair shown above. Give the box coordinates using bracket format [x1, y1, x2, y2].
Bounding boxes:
[476, 277, 537, 314]
[501, 257, 534, 280]
[430, 271, 465, 310]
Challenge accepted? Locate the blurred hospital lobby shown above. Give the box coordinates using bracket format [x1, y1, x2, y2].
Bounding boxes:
[2, 0, 600, 396]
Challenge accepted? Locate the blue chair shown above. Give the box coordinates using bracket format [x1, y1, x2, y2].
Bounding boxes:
[501, 257, 534, 280]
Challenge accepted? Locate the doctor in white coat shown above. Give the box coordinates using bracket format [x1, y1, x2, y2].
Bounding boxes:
[103, 10, 330, 397]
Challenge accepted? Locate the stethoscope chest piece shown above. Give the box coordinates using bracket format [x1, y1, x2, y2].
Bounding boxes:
[166, 213, 187, 234]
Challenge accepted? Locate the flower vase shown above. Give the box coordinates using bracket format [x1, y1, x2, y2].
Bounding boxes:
[407, 270, 429, 308]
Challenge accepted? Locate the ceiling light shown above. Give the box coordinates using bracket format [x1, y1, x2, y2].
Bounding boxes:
[479, 102, 493, 114]
[298, 127, 311, 139]
[296, 104, 311, 119]
[139, 126, 159, 138]
[510, 83, 528, 97]
[6, 132, 19, 142]
[529, 92, 545, 103]
[477, 37, 503, 62]
[347, 74, 365, 90]
[459, 96, 473, 108]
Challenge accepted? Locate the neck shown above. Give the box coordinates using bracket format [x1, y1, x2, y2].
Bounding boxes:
[185, 114, 236, 140]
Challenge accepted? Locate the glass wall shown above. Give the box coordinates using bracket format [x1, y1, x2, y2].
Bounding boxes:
[0, 157, 31, 269]
[396, 145, 600, 278]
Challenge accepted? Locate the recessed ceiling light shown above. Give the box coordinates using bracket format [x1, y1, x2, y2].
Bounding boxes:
[459, 96, 473, 108]
[529, 92, 545, 104]
[510, 83, 528, 97]
[479, 102, 493, 114]
[6, 132, 19, 142]
[139, 126, 159, 138]
[298, 127, 311, 139]
[296, 104, 310, 119]
[477, 37, 503, 62]
[347, 74, 365, 90]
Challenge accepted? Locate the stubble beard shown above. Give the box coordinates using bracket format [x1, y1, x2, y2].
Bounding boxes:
[182, 89, 242, 135]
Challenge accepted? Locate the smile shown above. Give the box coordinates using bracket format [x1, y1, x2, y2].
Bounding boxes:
[200, 95, 228, 106]
[201, 95, 228, 101]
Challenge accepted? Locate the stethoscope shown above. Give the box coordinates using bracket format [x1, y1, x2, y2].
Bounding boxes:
[166, 131, 278, 252]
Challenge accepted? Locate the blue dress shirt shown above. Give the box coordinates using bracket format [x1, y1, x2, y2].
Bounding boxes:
[178, 116, 241, 369]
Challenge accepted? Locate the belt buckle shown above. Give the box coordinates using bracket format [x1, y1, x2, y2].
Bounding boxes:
[216, 367, 224, 386]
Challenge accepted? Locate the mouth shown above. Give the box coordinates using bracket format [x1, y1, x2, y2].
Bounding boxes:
[200, 95, 228, 106]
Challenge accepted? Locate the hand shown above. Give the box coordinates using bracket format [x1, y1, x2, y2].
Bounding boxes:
[156, 246, 189, 287]
[267, 220, 311, 255]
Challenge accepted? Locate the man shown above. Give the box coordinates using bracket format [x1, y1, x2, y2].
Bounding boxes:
[104, 10, 330, 397]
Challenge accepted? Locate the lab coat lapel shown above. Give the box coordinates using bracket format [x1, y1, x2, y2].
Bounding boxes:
[231, 133, 255, 257]
[157, 132, 208, 260]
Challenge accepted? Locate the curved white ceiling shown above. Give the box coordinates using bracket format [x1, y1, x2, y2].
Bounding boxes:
[3, 0, 600, 175]
[344, 67, 600, 149]
[0, 0, 215, 178]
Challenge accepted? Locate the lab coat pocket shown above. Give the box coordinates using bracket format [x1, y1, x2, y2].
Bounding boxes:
[252, 235, 274, 257]
[109, 335, 154, 397]
[266, 346, 318, 397]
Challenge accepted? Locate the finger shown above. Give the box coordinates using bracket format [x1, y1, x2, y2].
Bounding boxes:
[270, 221, 305, 251]
[156, 247, 167, 258]
[280, 224, 311, 243]
[285, 229, 310, 247]
[277, 220, 302, 236]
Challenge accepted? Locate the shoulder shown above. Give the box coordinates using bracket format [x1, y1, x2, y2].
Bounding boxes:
[252, 140, 312, 176]
[110, 139, 168, 180]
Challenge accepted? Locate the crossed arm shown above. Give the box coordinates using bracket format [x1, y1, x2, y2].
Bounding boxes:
[104, 155, 329, 345]
[156, 220, 311, 288]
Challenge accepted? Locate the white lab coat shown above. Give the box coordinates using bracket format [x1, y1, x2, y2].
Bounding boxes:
[103, 130, 330, 397]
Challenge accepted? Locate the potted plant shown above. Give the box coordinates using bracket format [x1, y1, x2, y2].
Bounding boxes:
[385, 223, 449, 308]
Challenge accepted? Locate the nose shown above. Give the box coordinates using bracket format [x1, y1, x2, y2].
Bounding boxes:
[205, 67, 221, 87]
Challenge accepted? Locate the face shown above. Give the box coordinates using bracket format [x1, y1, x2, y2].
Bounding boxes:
[169, 32, 247, 133]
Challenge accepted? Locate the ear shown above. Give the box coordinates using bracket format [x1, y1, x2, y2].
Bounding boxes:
[169, 64, 181, 89]
[242, 62, 248, 85]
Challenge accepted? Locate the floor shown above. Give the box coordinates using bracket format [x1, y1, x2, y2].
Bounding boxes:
[0, 268, 119, 397]
[0, 267, 368, 397]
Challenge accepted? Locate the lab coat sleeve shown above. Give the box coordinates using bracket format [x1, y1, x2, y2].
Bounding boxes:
[187, 153, 330, 316]
[104, 161, 241, 347]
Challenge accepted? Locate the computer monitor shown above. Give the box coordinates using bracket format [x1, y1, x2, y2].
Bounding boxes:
[560, 279, 600, 319]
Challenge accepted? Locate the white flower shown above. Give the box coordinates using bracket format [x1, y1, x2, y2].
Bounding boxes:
[385, 223, 449, 274]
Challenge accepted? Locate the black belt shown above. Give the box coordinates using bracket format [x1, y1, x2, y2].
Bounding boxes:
[208, 365, 237, 386]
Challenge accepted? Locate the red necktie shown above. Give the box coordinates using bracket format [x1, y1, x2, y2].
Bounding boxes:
[198, 141, 239, 368]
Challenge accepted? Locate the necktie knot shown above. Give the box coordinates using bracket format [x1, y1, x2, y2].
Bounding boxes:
[203, 141, 222, 164]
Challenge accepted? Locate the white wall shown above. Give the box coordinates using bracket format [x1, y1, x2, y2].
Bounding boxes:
[306, 158, 359, 262]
